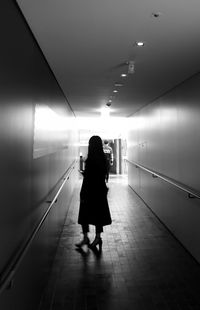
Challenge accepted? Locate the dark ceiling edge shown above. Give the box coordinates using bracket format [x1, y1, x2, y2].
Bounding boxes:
[14, 0, 76, 118]
[128, 70, 200, 118]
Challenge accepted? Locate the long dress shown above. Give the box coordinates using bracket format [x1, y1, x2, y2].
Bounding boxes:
[78, 157, 112, 226]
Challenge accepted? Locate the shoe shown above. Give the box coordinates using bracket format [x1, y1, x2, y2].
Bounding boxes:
[89, 237, 102, 251]
[75, 237, 90, 248]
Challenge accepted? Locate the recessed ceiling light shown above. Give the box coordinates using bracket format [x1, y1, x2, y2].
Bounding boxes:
[121, 73, 127, 77]
[113, 90, 118, 93]
[136, 41, 145, 46]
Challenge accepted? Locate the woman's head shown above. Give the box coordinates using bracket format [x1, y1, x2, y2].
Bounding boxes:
[88, 136, 103, 155]
[86, 136, 106, 171]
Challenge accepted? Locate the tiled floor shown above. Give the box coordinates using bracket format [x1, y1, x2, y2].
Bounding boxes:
[39, 174, 200, 310]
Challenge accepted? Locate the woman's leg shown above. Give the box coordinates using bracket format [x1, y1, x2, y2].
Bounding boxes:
[75, 224, 90, 247]
[89, 225, 103, 249]
[82, 224, 89, 234]
[95, 225, 103, 236]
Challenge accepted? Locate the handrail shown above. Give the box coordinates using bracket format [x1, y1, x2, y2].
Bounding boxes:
[126, 159, 200, 199]
[0, 159, 77, 295]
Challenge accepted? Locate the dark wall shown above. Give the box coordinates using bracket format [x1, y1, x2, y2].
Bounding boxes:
[0, 1, 78, 309]
[128, 72, 200, 262]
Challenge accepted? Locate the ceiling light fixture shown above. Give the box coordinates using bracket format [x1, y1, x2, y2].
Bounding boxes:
[121, 73, 127, 77]
[113, 90, 118, 93]
[106, 101, 112, 107]
[136, 41, 145, 46]
[152, 12, 162, 18]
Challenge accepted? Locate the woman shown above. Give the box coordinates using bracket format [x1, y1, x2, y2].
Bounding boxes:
[76, 135, 112, 250]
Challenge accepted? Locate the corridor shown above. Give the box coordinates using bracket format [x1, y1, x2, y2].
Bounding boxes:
[2, 1, 200, 309]
[39, 175, 200, 310]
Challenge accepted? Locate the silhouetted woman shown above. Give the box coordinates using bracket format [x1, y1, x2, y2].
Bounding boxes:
[76, 135, 112, 250]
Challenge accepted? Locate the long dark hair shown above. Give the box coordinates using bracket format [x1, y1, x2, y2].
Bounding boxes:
[86, 135, 106, 167]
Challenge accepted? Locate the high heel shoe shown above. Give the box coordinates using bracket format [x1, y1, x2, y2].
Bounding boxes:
[75, 237, 90, 248]
[89, 237, 102, 251]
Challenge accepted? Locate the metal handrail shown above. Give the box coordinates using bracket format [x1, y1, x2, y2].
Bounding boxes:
[126, 159, 200, 199]
[0, 159, 77, 295]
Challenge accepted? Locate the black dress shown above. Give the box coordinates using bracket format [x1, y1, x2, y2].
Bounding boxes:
[78, 157, 112, 227]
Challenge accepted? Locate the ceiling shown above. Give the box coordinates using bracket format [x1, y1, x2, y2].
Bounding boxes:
[17, 0, 200, 117]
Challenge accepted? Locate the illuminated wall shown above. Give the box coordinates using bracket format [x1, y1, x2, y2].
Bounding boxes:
[128, 73, 200, 262]
[0, 1, 78, 309]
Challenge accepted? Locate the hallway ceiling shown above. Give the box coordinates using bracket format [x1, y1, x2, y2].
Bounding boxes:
[17, 0, 200, 117]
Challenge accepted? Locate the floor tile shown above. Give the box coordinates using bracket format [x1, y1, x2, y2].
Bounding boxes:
[39, 174, 200, 310]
